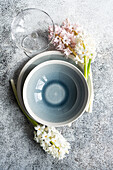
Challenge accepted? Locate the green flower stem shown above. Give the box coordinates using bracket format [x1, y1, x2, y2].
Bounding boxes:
[50, 141, 60, 150]
[10, 79, 38, 127]
[87, 59, 92, 79]
[84, 55, 87, 80]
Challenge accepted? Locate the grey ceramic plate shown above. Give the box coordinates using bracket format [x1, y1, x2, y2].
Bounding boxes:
[17, 51, 89, 126]
[23, 60, 88, 126]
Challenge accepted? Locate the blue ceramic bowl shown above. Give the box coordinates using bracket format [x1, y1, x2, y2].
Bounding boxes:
[23, 60, 88, 126]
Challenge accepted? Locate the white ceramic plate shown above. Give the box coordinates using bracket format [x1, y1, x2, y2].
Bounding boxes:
[17, 51, 91, 123]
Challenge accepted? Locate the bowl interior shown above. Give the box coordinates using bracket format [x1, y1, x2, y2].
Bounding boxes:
[23, 60, 88, 126]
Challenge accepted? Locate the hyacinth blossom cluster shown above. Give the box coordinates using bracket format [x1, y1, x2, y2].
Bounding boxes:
[10, 79, 71, 160]
[34, 125, 70, 159]
[48, 19, 96, 80]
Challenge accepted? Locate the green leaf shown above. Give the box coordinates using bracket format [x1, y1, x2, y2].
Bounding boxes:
[84, 55, 87, 80]
[87, 59, 92, 78]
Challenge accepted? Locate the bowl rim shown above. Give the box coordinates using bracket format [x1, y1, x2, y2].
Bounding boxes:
[23, 59, 89, 127]
[11, 8, 55, 54]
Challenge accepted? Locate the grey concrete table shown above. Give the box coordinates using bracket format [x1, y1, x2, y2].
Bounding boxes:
[0, 0, 113, 169]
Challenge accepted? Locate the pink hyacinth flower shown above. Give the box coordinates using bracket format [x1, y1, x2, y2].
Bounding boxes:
[63, 48, 72, 56]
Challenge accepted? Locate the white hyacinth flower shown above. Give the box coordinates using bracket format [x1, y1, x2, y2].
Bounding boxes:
[34, 125, 45, 136]
[34, 125, 70, 159]
[74, 32, 96, 63]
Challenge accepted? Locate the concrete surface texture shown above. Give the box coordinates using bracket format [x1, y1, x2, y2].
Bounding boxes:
[0, 0, 113, 169]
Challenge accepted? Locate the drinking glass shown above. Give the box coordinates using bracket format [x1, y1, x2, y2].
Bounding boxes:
[11, 8, 55, 57]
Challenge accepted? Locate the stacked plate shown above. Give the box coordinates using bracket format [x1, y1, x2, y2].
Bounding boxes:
[17, 51, 89, 127]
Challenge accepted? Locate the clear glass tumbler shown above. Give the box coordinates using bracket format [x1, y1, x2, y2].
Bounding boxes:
[11, 8, 55, 57]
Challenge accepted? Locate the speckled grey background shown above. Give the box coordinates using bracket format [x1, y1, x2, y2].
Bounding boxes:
[0, 0, 113, 170]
